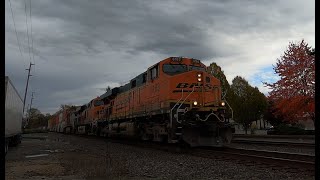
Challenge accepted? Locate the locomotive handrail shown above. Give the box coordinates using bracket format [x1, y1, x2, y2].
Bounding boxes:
[222, 89, 228, 99]
[196, 112, 225, 122]
[169, 89, 184, 128]
[224, 99, 234, 121]
[176, 86, 197, 124]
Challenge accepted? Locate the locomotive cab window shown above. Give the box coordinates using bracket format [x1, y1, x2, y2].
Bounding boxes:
[94, 100, 104, 107]
[142, 73, 147, 83]
[150, 64, 159, 80]
[163, 64, 187, 75]
[131, 80, 136, 88]
[189, 65, 206, 72]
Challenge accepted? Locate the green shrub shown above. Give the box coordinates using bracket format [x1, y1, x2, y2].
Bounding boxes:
[268, 124, 311, 135]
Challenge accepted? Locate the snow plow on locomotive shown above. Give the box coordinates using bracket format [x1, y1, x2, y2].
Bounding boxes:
[49, 57, 235, 147]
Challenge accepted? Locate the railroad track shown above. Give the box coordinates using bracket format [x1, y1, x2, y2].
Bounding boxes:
[106, 137, 315, 175]
[231, 139, 315, 148]
[194, 147, 315, 176]
[49, 132, 316, 176]
[198, 147, 315, 167]
[233, 134, 315, 140]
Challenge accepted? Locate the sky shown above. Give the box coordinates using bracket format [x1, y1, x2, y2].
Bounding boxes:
[5, 0, 315, 115]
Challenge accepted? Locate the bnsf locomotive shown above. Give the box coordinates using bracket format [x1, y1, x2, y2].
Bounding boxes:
[48, 57, 234, 147]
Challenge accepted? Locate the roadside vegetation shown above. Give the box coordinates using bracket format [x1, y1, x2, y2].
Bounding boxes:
[208, 39, 315, 135]
[23, 108, 51, 133]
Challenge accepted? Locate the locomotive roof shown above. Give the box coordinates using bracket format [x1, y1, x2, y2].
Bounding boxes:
[99, 71, 146, 100]
[99, 57, 205, 101]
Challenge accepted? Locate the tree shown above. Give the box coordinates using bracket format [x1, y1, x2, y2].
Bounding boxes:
[106, 86, 111, 92]
[263, 100, 284, 127]
[60, 104, 68, 110]
[26, 108, 48, 129]
[28, 108, 41, 117]
[308, 48, 315, 56]
[207, 62, 230, 96]
[264, 40, 315, 126]
[207, 62, 233, 119]
[230, 76, 267, 134]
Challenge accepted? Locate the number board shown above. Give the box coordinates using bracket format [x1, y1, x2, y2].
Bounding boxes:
[192, 59, 201, 64]
[171, 57, 182, 62]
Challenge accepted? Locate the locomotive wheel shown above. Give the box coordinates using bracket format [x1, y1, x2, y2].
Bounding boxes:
[179, 140, 191, 149]
[141, 132, 150, 141]
[223, 128, 233, 144]
[17, 135, 21, 144]
[140, 128, 152, 141]
[96, 127, 100, 136]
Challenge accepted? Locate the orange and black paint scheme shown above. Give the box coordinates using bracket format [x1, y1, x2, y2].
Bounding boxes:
[75, 97, 105, 134]
[53, 57, 234, 147]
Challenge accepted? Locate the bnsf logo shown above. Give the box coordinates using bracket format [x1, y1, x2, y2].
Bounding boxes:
[176, 83, 213, 89]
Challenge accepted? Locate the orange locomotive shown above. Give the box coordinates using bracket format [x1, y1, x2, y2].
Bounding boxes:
[76, 97, 105, 134]
[88, 57, 235, 147]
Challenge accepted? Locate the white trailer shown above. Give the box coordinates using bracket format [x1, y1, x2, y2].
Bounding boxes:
[5, 76, 23, 155]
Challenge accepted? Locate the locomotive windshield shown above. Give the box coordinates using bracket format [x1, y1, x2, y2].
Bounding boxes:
[163, 64, 188, 75]
[189, 65, 206, 72]
[94, 100, 104, 107]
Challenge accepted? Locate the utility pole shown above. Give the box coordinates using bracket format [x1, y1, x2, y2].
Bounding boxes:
[29, 92, 34, 115]
[25, 92, 34, 129]
[26, 104, 30, 118]
[23, 104, 30, 129]
[23, 62, 35, 115]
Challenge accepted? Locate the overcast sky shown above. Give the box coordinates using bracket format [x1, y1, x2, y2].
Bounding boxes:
[5, 0, 314, 115]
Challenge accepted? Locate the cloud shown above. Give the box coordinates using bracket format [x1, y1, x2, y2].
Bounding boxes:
[5, 0, 314, 114]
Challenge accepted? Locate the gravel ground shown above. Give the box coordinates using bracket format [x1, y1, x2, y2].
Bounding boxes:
[5, 132, 315, 180]
[226, 143, 315, 155]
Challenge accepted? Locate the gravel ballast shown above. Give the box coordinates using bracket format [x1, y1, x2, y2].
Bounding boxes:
[226, 142, 315, 155]
[5, 133, 315, 179]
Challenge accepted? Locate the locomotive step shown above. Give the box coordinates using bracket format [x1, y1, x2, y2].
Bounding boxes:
[169, 140, 179, 143]
[177, 109, 186, 113]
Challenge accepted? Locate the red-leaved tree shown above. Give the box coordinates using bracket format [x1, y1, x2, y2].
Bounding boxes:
[265, 40, 315, 126]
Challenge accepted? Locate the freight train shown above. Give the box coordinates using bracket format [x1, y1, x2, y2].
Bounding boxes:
[48, 57, 235, 147]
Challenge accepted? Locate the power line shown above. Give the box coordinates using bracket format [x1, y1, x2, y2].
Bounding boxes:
[24, 0, 32, 63]
[8, 0, 25, 63]
[29, 0, 35, 65]
[25, 0, 37, 91]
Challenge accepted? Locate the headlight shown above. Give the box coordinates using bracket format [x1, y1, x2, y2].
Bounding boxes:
[197, 73, 201, 77]
[197, 78, 202, 82]
[193, 101, 198, 106]
[221, 101, 225, 106]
